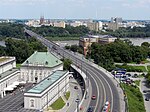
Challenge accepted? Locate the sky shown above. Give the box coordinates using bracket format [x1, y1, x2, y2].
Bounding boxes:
[0, 0, 150, 20]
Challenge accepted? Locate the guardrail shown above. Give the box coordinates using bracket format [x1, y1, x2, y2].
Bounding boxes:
[71, 64, 90, 112]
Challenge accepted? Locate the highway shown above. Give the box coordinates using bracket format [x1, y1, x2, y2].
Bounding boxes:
[24, 28, 121, 112]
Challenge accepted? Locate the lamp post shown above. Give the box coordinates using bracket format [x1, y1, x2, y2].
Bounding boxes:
[75, 94, 80, 112]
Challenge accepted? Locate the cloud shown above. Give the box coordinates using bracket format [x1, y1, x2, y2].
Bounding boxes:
[0, 0, 50, 5]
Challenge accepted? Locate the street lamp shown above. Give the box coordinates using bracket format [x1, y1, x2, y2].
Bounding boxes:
[75, 94, 80, 112]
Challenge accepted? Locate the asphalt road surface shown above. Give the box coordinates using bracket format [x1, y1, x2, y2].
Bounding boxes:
[0, 84, 37, 112]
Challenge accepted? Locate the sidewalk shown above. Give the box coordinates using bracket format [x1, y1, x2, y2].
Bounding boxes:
[59, 79, 82, 112]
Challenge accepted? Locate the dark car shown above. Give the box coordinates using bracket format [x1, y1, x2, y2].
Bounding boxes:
[145, 97, 149, 101]
[87, 107, 93, 112]
[126, 73, 131, 77]
[143, 90, 147, 93]
[74, 86, 78, 89]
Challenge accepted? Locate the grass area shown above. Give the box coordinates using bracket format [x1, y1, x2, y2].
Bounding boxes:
[147, 65, 150, 71]
[127, 60, 149, 64]
[46, 37, 79, 41]
[64, 91, 70, 100]
[116, 65, 147, 72]
[122, 84, 146, 112]
[137, 74, 145, 78]
[134, 80, 140, 86]
[141, 60, 150, 64]
[50, 97, 65, 110]
[134, 66, 147, 72]
[16, 64, 21, 68]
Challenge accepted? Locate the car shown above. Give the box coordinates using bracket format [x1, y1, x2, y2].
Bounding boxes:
[126, 73, 131, 77]
[102, 101, 110, 112]
[145, 97, 149, 101]
[74, 86, 78, 89]
[143, 90, 147, 93]
[91, 95, 96, 100]
[87, 107, 93, 112]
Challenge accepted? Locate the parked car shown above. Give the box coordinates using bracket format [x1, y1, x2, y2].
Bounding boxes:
[145, 97, 149, 101]
[126, 73, 131, 77]
[74, 86, 78, 90]
[143, 90, 147, 93]
[133, 74, 138, 78]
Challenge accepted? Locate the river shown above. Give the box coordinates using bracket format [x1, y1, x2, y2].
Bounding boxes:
[54, 38, 150, 47]
[121, 38, 150, 46]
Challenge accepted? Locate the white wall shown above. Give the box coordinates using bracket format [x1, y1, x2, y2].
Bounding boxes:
[0, 71, 20, 98]
[0, 57, 16, 74]
[24, 72, 70, 110]
[20, 64, 63, 83]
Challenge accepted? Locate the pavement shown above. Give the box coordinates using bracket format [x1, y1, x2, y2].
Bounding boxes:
[0, 83, 37, 112]
[140, 78, 150, 112]
[59, 79, 82, 112]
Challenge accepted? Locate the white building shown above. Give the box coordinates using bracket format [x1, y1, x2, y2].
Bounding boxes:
[98, 21, 103, 30]
[0, 57, 20, 98]
[20, 51, 63, 83]
[24, 70, 70, 110]
[70, 21, 83, 27]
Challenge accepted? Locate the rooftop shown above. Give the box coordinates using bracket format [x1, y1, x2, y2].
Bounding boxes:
[22, 51, 62, 68]
[81, 35, 116, 39]
[27, 70, 68, 94]
[0, 57, 10, 63]
[0, 69, 19, 81]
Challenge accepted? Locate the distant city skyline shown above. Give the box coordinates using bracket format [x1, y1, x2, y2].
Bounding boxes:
[0, 0, 150, 20]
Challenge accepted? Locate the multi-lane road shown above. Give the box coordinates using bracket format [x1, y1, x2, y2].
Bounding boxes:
[24, 28, 122, 112]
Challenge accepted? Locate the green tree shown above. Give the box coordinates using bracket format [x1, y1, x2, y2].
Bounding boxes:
[63, 58, 72, 70]
[70, 45, 78, 52]
[141, 42, 150, 47]
[65, 45, 70, 50]
[146, 72, 150, 85]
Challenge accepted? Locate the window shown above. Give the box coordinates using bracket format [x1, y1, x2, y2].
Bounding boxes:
[40, 73, 42, 81]
[30, 99, 34, 107]
[22, 72, 24, 80]
[31, 71, 33, 81]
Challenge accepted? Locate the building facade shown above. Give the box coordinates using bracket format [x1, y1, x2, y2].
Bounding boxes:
[79, 35, 117, 55]
[87, 21, 99, 31]
[108, 17, 123, 31]
[20, 51, 63, 83]
[24, 70, 70, 110]
[79, 35, 99, 55]
[0, 57, 20, 98]
[53, 21, 66, 28]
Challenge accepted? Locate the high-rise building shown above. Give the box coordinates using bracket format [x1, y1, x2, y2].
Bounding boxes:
[111, 17, 122, 23]
[40, 16, 44, 25]
[53, 21, 66, 28]
[108, 17, 123, 31]
[87, 21, 99, 31]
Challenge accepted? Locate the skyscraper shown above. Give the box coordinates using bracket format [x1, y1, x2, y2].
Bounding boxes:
[40, 16, 44, 25]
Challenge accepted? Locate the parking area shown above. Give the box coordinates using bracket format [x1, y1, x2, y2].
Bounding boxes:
[0, 83, 37, 112]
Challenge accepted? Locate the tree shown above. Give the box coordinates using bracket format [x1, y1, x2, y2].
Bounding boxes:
[5, 37, 47, 63]
[70, 45, 78, 52]
[146, 72, 150, 85]
[141, 42, 150, 47]
[65, 45, 70, 50]
[63, 58, 72, 70]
